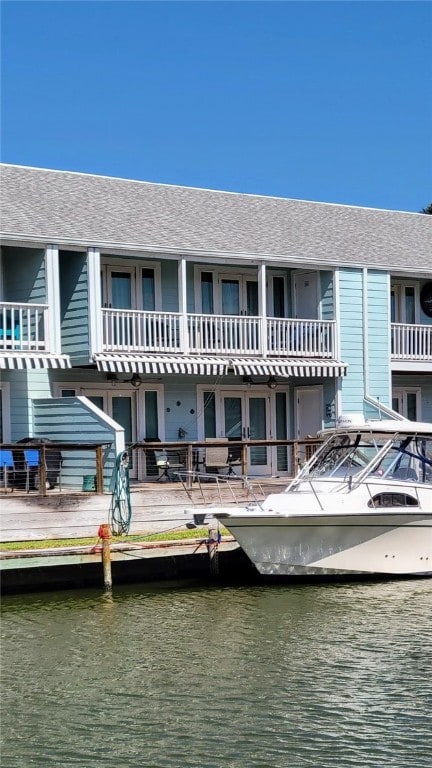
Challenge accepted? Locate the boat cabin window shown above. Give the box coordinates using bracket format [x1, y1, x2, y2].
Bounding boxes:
[368, 493, 419, 508]
[305, 434, 389, 480]
[303, 431, 432, 485]
[372, 435, 432, 484]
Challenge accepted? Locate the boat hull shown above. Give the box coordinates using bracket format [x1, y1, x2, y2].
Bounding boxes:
[215, 511, 432, 576]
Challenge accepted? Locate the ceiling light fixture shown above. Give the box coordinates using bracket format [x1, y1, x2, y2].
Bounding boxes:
[130, 373, 142, 388]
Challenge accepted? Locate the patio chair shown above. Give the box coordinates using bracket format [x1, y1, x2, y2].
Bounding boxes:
[0, 449, 15, 492]
[204, 439, 230, 474]
[154, 450, 185, 482]
[24, 449, 40, 492]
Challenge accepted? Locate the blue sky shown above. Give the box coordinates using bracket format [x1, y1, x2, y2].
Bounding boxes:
[1, 1, 431, 212]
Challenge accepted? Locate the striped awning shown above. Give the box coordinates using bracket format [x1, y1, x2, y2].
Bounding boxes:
[231, 357, 347, 378]
[94, 354, 229, 376]
[0, 353, 71, 370]
[94, 353, 347, 378]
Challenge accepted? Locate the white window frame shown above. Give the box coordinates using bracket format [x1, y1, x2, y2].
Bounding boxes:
[392, 387, 422, 420]
[194, 266, 287, 316]
[391, 282, 420, 324]
[100, 258, 162, 311]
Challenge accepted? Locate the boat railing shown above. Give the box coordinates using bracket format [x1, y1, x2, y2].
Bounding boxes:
[174, 470, 264, 510]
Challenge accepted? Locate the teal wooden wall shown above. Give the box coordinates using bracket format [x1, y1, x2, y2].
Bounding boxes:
[59, 250, 90, 365]
[338, 268, 365, 412]
[367, 270, 390, 407]
[320, 271, 334, 320]
[32, 397, 120, 490]
[339, 268, 392, 414]
[161, 260, 179, 312]
[2, 246, 46, 302]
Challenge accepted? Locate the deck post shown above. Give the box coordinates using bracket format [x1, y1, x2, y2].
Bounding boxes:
[95, 446, 104, 493]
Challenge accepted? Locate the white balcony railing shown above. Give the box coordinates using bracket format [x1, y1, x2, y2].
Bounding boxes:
[102, 309, 336, 358]
[102, 309, 181, 352]
[0, 302, 49, 352]
[267, 318, 336, 358]
[391, 323, 432, 361]
[188, 313, 261, 355]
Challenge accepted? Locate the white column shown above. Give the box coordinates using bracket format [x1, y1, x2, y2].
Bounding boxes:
[178, 257, 188, 354]
[45, 245, 61, 353]
[258, 263, 267, 357]
[87, 247, 103, 355]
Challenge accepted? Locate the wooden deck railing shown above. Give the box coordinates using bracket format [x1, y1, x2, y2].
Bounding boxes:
[131, 438, 323, 487]
[0, 442, 110, 496]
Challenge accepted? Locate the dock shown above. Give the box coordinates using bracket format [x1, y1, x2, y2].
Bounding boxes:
[1, 477, 288, 593]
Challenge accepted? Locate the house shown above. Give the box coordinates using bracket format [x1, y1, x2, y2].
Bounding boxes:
[1, 163, 431, 487]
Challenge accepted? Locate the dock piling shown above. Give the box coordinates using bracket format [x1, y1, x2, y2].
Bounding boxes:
[98, 523, 112, 591]
[207, 521, 220, 577]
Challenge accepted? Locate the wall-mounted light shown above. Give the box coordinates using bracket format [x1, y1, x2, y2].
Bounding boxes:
[130, 373, 142, 388]
[106, 372, 118, 387]
[267, 376, 277, 389]
[243, 375, 253, 385]
[178, 427, 188, 439]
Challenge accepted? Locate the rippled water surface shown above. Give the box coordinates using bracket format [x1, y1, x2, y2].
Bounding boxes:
[2, 578, 432, 768]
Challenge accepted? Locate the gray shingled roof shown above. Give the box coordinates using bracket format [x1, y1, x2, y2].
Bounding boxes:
[1, 164, 431, 273]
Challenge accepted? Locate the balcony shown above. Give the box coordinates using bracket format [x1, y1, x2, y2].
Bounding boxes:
[391, 323, 432, 364]
[0, 302, 49, 352]
[101, 308, 336, 358]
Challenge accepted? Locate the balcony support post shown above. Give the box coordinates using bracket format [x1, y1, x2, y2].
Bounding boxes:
[258, 263, 267, 357]
[45, 245, 61, 354]
[88, 248, 103, 355]
[178, 257, 189, 354]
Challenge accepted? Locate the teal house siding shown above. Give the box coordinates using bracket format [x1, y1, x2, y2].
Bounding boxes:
[2, 246, 46, 303]
[367, 270, 391, 407]
[320, 271, 334, 320]
[161, 260, 180, 312]
[59, 251, 90, 365]
[32, 397, 122, 490]
[338, 268, 365, 412]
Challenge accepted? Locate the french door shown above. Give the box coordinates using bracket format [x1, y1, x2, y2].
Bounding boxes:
[85, 391, 137, 477]
[221, 391, 270, 475]
[220, 275, 258, 316]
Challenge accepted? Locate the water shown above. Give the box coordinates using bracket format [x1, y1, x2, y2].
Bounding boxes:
[1, 578, 432, 768]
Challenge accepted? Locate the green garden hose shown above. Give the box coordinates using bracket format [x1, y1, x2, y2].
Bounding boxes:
[109, 451, 132, 535]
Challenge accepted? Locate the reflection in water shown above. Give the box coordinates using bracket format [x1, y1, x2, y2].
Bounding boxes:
[1, 579, 432, 768]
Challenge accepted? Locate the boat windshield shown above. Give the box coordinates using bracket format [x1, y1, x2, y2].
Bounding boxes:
[301, 432, 432, 484]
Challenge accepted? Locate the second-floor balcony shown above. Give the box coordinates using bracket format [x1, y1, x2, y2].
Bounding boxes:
[391, 323, 432, 363]
[101, 308, 337, 358]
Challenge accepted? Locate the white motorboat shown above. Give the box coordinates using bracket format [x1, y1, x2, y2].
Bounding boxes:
[213, 415, 432, 577]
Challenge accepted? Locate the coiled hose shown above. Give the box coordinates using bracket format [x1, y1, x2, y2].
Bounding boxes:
[109, 451, 132, 535]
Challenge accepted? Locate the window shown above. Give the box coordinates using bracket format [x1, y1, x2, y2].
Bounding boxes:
[368, 493, 419, 508]
[142, 269, 155, 311]
[392, 389, 421, 421]
[391, 283, 419, 324]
